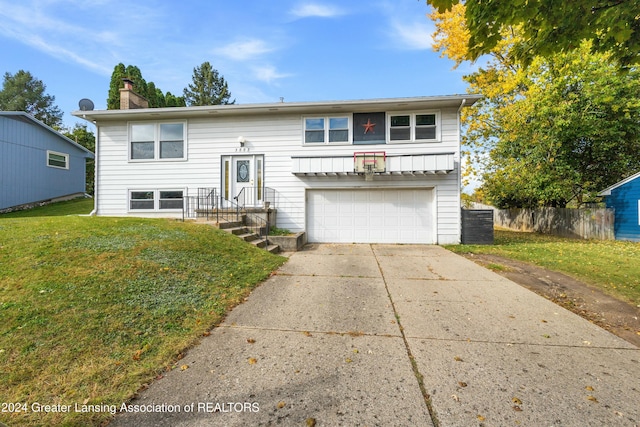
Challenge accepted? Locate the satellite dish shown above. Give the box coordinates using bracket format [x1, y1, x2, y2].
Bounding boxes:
[78, 98, 95, 111]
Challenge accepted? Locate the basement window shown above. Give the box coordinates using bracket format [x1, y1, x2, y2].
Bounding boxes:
[129, 190, 184, 211]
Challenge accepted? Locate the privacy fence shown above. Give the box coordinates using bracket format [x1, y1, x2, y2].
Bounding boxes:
[491, 207, 614, 240]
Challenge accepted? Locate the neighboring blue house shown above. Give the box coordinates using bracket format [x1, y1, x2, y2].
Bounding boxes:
[599, 172, 640, 242]
[0, 112, 94, 211]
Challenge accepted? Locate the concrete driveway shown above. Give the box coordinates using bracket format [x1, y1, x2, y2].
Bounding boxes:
[111, 244, 640, 426]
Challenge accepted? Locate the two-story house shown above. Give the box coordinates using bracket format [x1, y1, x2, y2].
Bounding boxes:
[73, 89, 479, 244]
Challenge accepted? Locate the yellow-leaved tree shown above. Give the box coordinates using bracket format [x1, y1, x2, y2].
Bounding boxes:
[429, 3, 640, 208]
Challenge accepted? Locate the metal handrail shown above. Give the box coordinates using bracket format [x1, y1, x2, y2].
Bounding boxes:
[182, 187, 273, 251]
[234, 186, 276, 209]
[220, 192, 271, 250]
[182, 188, 217, 220]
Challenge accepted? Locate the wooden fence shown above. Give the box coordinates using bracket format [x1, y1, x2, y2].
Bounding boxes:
[491, 207, 614, 240]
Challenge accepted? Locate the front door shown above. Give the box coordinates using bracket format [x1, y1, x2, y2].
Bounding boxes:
[222, 155, 264, 207]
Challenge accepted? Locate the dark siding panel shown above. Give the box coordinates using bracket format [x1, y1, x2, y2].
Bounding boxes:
[461, 209, 494, 244]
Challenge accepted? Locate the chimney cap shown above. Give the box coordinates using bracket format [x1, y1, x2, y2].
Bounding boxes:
[122, 78, 134, 89]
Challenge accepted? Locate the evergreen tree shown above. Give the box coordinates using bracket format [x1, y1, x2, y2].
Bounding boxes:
[165, 92, 186, 107]
[0, 70, 63, 128]
[107, 63, 127, 110]
[183, 62, 234, 106]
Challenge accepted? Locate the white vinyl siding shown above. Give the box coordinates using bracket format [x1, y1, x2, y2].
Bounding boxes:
[94, 105, 462, 243]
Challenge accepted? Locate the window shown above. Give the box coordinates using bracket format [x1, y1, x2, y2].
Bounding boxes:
[130, 122, 186, 160]
[47, 150, 69, 169]
[130, 191, 155, 210]
[304, 116, 350, 144]
[129, 190, 184, 211]
[388, 112, 439, 142]
[159, 191, 184, 209]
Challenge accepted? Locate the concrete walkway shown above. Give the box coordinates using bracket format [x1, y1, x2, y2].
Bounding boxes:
[111, 244, 640, 426]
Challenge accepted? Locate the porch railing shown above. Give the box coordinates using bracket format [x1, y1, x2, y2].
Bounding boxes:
[182, 187, 273, 250]
[182, 188, 217, 221]
[234, 186, 276, 209]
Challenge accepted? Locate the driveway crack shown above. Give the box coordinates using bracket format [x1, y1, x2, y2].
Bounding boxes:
[371, 244, 440, 427]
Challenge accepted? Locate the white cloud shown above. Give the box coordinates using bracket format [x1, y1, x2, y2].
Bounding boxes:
[389, 20, 435, 50]
[213, 39, 277, 61]
[290, 3, 345, 18]
[252, 65, 292, 84]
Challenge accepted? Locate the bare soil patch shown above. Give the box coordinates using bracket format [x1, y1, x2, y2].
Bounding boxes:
[463, 253, 640, 348]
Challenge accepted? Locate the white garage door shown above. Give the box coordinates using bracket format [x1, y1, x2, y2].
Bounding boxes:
[306, 189, 434, 244]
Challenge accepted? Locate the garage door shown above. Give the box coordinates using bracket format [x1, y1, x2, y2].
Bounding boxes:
[306, 189, 434, 244]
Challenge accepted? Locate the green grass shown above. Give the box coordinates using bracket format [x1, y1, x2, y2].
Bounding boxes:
[0, 197, 94, 218]
[0, 204, 286, 426]
[446, 229, 640, 306]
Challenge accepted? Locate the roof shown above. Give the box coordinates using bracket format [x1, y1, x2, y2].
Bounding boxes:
[598, 171, 640, 196]
[0, 111, 94, 159]
[71, 94, 482, 123]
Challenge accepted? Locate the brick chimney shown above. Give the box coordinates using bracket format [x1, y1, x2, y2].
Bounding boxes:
[119, 78, 149, 109]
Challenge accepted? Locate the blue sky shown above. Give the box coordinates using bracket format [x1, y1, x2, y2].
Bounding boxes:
[0, 0, 469, 128]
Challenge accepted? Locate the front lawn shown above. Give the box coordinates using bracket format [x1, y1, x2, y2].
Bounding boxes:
[0, 210, 286, 426]
[446, 230, 640, 306]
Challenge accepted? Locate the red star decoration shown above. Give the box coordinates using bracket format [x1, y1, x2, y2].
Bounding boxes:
[362, 118, 376, 134]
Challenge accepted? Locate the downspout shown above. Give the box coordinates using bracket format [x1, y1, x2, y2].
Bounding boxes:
[456, 98, 467, 243]
[89, 120, 98, 216]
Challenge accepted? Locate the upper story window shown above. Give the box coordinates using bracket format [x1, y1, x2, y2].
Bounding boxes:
[388, 112, 439, 143]
[130, 122, 186, 161]
[47, 150, 69, 169]
[304, 116, 351, 144]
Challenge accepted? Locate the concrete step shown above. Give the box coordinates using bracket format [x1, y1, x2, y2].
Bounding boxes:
[207, 219, 281, 254]
[238, 232, 259, 242]
[251, 238, 267, 249]
[265, 244, 280, 254]
[216, 221, 243, 230]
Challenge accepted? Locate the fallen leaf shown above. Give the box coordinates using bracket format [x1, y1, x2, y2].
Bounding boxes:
[248, 358, 257, 365]
[133, 350, 143, 361]
[353, 349, 359, 354]
[513, 405, 522, 412]
[585, 386, 594, 391]
[306, 418, 317, 427]
[477, 415, 485, 421]
[541, 319, 547, 323]
[454, 356, 463, 362]
[458, 381, 468, 388]
[277, 401, 286, 409]
[180, 364, 189, 371]
[345, 358, 353, 363]
[451, 394, 459, 402]
[203, 331, 211, 336]
[586, 395, 598, 403]
[542, 334, 551, 338]
[303, 331, 313, 337]
[512, 397, 522, 405]
[247, 338, 256, 344]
